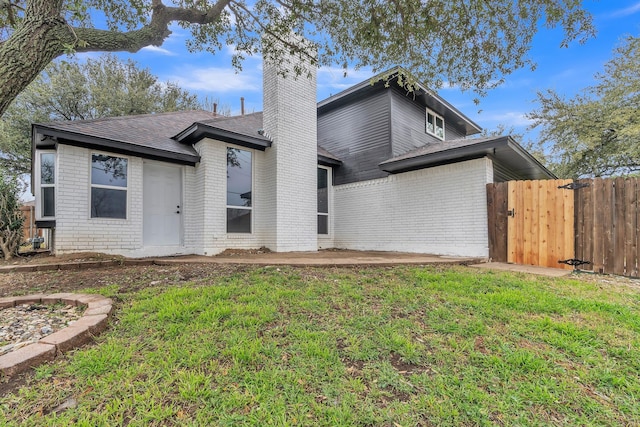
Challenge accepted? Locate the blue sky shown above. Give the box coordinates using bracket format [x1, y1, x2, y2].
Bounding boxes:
[86, 1, 640, 144]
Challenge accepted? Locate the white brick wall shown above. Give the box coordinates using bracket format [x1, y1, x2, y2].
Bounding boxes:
[53, 145, 144, 255]
[332, 158, 494, 257]
[197, 140, 272, 255]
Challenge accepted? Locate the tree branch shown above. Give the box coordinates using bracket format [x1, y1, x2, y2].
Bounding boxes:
[0, 0, 232, 116]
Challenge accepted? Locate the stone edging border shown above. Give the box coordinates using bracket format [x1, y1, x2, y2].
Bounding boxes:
[0, 293, 112, 378]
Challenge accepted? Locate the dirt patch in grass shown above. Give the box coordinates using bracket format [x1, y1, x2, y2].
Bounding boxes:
[0, 371, 30, 397]
[0, 263, 250, 298]
[0, 252, 125, 267]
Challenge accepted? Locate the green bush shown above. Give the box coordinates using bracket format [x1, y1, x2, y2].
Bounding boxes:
[0, 169, 24, 260]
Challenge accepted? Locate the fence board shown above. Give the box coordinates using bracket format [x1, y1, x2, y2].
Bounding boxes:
[538, 180, 550, 267]
[522, 180, 533, 265]
[542, 180, 555, 267]
[562, 179, 575, 270]
[613, 177, 626, 275]
[602, 180, 614, 273]
[624, 178, 637, 277]
[579, 179, 594, 272]
[486, 183, 508, 262]
[636, 181, 640, 277]
[592, 179, 605, 273]
[507, 182, 516, 264]
[530, 181, 540, 266]
[516, 180, 526, 265]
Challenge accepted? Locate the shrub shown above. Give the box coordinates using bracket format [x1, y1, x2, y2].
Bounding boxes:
[0, 169, 24, 260]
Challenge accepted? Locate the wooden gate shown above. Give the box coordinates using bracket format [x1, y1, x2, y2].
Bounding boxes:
[507, 180, 575, 269]
[488, 179, 575, 270]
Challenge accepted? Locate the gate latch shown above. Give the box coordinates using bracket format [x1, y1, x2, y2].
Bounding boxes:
[507, 209, 515, 217]
[558, 258, 591, 268]
[558, 182, 589, 190]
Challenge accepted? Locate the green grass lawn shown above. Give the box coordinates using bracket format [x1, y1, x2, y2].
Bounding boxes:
[1, 265, 639, 426]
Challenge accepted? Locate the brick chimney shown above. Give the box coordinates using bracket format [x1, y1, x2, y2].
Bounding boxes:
[262, 36, 318, 252]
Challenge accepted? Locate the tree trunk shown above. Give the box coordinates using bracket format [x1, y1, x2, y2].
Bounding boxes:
[0, 235, 16, 261]
[0, 0, 232, 117]
[0, 1, 72, 116]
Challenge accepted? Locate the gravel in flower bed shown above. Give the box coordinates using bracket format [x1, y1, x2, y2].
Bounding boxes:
[0, 303, 84, 355]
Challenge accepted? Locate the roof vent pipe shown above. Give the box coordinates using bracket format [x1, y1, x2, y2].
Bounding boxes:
[241, 97, 245, 116]
[213, 102, 217, 115]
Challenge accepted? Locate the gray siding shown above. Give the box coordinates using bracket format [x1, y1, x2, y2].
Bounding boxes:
[389, 90, 468, 156]
[318, 91, 391, 185]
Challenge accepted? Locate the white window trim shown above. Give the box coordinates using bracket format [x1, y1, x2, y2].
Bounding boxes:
[318, 166, 331, 236]
[226, 144, 254, 234]
[89, 152, 129, 220]
[426, 108, 445, 140]
[36, 150, 56, 220]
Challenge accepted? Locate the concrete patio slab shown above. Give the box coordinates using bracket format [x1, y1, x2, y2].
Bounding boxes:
[154, 250, 480, 267]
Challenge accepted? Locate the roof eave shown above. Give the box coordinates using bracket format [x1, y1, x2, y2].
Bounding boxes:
[379, 141, 497, 173]
[379, 136, 556, 180]
[318, 154, 342, 167]
[34, 125, 201, 166]
[175, 123, 272, 151]
[505, 137, 557, 179]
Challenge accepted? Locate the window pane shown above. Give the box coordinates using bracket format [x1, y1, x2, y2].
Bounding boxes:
[91, 188, 127, 218]
[91, 154, 128, 187]
[426, 113, 434, 134]
[227, 148, 252, 207]
[318, 215, 328, 235]
[42, 187, 55, 217]
[227, 208, 251, 233]
[317, 168, 328, 214]
[41, 153, 55, 184]
[435, 117, 444, 137]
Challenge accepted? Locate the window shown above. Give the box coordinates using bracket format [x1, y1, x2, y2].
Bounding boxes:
[227, 147, 252, 233]
[91, 154, 128, 219]
[426, 108, 445, 139]
[40, 152, 55, 217]
[317, 167, 329, 235]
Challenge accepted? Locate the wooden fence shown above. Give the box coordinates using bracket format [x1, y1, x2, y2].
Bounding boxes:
[487, 177, 640, 278]
[575, 177, 640, 277]
[19, 205, 36, 242]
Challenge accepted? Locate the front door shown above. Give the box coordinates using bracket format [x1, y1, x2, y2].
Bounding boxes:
[143, 162, 182, 246]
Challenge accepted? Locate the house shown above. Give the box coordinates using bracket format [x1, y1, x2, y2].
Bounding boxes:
[31, 52, 552, 259]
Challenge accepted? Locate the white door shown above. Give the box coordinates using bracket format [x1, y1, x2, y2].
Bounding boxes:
[143, 162, 182, 246]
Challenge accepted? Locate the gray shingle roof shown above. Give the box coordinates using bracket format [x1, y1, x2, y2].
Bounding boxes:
[383, 136, 503, 163]
[198, 112, 269, 142]
[35, 110, 216, 158]
[36, 110, 342, 165]
[379, 135, 554, 180]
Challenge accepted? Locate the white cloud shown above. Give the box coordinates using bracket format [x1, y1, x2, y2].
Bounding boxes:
[167, 66, 262, 93]
[141, 45, 176, 56]
[608, 2, 640, 17]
